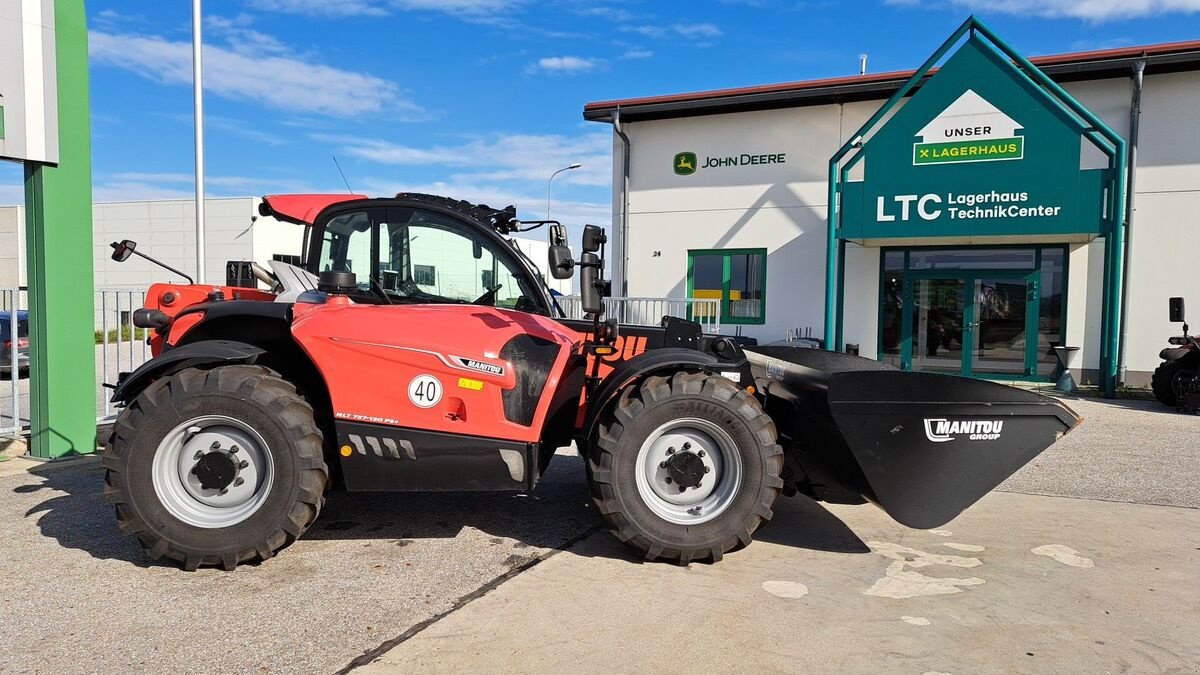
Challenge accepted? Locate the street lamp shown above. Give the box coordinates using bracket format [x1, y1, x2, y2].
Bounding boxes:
[547, 163, 582, 221]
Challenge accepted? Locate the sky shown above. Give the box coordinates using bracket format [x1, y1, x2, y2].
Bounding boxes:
[1, 0, 1198, 231]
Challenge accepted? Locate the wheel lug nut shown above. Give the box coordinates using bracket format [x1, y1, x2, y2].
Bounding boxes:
[210, 441, 220, 449]
[704, 466, 711, 473]
[219, 488, 228, 495]
[238, 460, 249, 469]
[696, 482, 702, 488]
[683, 442, 691, 450]
[659, 461, 667, 468]
[230, 445, 240, 454]
[666, 447, 675, 454]
[234, 477, 245, 487]
[678, 485, 686, 492]
[193, 451, 203, 460]
[698, 450, 706, 458]
[665, 477, 672, 484]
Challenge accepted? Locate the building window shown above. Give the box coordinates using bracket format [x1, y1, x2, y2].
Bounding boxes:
[413, 264, 436, 286]
[687, 249, 767, 325]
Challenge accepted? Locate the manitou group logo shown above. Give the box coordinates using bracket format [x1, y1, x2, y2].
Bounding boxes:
[674, 151, 697, 175]
[923, 418, 1005, 443]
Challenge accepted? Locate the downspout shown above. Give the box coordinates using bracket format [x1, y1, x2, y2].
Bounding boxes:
[611, 108, 632, 297]
[1116, 58, 1145, 387]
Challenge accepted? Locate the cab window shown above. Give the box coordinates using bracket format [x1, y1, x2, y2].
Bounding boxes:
[377, 208, 535, 309]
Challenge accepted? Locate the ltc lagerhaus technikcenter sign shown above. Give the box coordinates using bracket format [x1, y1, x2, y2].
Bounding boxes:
[828, 17, 1127, 396]
[836, 29, 1116, 242]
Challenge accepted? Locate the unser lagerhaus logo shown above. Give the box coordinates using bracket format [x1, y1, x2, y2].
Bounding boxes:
[913, 89, 1024, 166]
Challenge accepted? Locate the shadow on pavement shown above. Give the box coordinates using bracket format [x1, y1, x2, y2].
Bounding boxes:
[18, 451, 868, 569]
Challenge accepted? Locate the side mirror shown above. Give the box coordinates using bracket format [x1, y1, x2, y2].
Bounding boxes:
[472, 240, 484, 260]
[111, 239, 137, 262]
[580, 252, 604, 315]
[1169, 297, 1186, 323]
[548, 245, 574, 280]
[548, 223, 568, 248]
[582, 224, 606, 253]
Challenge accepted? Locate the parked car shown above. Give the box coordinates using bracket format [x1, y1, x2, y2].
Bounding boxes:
[0, 311, 30, 376]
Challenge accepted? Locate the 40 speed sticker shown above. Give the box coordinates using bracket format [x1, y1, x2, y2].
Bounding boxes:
[408, 374, 443, 408]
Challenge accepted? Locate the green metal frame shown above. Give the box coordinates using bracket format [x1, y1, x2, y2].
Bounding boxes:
[685, 248, 768, 325]
[826, 15, 1126, 396]
[22, 0, 96, 457]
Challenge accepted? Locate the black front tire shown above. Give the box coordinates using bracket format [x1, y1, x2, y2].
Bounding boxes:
[587, 371, 783, 564]
[102, 365, 328, 570]
[1151, 360, 1195, 407]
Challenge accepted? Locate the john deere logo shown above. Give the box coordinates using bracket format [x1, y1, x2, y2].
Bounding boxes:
[914, 89, 1024, 166]
[674, 152, 697, 175]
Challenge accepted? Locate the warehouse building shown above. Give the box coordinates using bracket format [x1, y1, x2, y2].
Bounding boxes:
[0, 196, 569, 296]
[585, 32, 1200, 389]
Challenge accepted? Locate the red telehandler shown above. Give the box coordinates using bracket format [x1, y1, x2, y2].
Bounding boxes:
[102, 193, 1080, 570]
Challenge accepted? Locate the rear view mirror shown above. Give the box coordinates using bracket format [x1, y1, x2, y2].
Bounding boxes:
[580, 252, 603, 315]
[548, 245, 574, 280]
[582, 224, 606, 253]
[1169, 297, 1186, 323]
[111, 239, 137, 262]
[548, 223, 568, 248]
[472, 240, 483, 260]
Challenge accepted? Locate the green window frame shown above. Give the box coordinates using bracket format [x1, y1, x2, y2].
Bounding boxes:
[686, 248, 768, 325]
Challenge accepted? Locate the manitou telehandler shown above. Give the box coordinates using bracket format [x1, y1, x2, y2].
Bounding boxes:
[103, 193, 1080, 570]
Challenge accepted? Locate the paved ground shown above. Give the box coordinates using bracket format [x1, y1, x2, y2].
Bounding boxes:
[360, 493, 1199, 674]
[0, 396, 1196, 673]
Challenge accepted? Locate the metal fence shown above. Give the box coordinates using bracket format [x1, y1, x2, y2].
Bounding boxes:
[558, 296, 722, 334]
[1, 287, 151, 437]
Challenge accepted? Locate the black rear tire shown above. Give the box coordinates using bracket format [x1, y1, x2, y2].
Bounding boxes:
[1151, 360, 1195, 407]
[587, 371, 783, 564]
[102, 365, 328, 570]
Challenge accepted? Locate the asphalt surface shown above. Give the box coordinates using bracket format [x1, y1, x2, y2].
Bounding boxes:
[0, 396, 1195, 673]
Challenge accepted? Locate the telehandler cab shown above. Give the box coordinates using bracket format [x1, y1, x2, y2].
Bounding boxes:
[103, 193, 1080, 570]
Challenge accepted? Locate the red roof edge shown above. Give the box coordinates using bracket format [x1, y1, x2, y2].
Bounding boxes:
[584, 39, 1200, 113]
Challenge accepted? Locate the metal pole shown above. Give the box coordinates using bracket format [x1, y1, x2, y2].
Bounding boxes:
[192, 0, 206, 283]
[546, 163, 581, 221]
[1117, 59, 1145, 387]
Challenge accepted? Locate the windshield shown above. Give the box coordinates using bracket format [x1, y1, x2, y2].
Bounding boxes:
[315, 205, 545, 312]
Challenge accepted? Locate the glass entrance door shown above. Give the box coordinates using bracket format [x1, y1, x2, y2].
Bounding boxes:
[970, 275, 1035, 376]
[901, 270, 1038, 377]
[908, 277, 966, 374]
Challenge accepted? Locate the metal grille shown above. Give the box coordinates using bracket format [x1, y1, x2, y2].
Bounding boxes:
[2, 287, 152, 437]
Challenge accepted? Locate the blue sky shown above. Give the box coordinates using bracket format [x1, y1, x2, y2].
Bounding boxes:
[1, 0, 1198, 229]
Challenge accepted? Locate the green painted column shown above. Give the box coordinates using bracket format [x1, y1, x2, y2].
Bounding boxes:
[23, 0, 95, 458]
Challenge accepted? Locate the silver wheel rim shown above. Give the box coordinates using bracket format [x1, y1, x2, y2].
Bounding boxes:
[152, 415, 275, 529]
[634, 417, 743, 525]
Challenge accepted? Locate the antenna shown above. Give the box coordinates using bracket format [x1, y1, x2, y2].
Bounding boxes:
[859, 53, 868, 76]
[332, 155, 354, 194]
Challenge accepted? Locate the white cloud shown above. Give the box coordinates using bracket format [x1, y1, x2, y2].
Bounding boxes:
[88, 29, 416, 118]
[672, 22, 723, 38]
[93, 172, 321, 202]
[622, 22, 724, 39]
[526, 55, 601, 74]
[358, 177, 612, 228]
[885, 0, 1200, 21]
[248, 0, 521, 18]
[315, 132, 613, 187]
[620, 49, 654, 59]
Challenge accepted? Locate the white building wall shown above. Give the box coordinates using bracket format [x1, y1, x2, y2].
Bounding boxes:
[615, 70, 1200, 382]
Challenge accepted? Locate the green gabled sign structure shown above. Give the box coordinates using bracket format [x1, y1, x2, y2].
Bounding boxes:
[823, 16, 1128, 397]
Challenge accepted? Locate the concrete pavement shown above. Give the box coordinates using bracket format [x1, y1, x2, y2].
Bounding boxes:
[357, 491, 1200, 674]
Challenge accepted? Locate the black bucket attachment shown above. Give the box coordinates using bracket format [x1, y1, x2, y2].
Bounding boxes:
[746, 346, 1080, 529]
